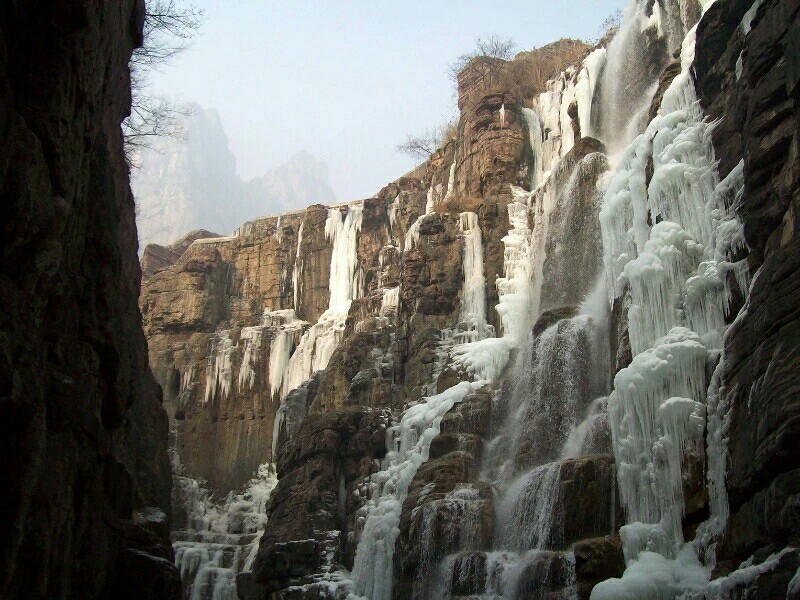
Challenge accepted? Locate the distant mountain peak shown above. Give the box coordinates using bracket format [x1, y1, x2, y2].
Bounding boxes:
[133, 105, 336, 247]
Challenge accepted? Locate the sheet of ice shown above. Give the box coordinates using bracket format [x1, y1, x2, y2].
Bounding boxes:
[458, 212, 489, 339]
[292, 220, 304, 310]
[281, 204, 363, 402]
[594, 12, 753, 599]
[575, 48, 607, 140]
[237, 326, 263, 391]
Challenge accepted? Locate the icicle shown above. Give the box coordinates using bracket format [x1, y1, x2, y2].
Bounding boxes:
[204, 332, 234, 404]
[292, 220, 305, 310]
[238, 326, 263, 391]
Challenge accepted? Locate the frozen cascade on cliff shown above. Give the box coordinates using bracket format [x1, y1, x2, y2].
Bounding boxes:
[204, 332, 233, 404]
[522, 108, 544, 189]
[292, 220, 305, 309]
[591, 10, 759, 599]
[237, 327, 262, 391]
[281, 204, 363, 403]
[447, 165, 560, 384]
[575, 49, 607, 140]
[406, 159, 457, 251]
[266, 311, 304, 400]
[172, 462, 278, 600]
[349, 380, 488, 600]
[234, 309, 304, 396]
[458, 212, 489, 339]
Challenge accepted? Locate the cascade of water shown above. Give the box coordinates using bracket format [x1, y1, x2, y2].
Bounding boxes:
[499, 463, 562, 552]
[458, 212, 488, 340]
[172, 456, 278, 600]
[439, 550, 578, 600]
[591, 9, 755, 598]
[521, 108, 544, 189]
[348, 380, 487, 600]
[592, 0, 705, 153]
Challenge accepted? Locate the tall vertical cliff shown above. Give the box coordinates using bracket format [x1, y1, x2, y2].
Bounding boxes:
[1, 2, 177, 599]
[140, 1, 800, 599]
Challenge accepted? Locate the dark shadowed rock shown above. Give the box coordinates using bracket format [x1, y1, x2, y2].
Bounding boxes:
[573, 536, 625, 600]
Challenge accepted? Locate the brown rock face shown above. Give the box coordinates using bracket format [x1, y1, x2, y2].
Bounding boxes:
[141, 214, 305, 493]
[253, 409, 389, 592]
[573, 536, 625, 600]
[0, 2, 175, 599]
[141, 229, 221, 280]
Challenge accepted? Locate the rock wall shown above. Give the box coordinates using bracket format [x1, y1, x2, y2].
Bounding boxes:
[696, 0, 800, 586]
[0, 2, 176, 599]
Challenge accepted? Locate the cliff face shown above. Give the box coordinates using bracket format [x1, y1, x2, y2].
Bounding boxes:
[0, 2, 176, 599]
[141, 2, 800, 599]
[696, 0, 800, 587]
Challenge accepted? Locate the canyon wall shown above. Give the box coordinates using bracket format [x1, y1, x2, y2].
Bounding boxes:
[0, 2, 177, 599]
[696, 0, 800, 590]
[141, 1, 800, 599]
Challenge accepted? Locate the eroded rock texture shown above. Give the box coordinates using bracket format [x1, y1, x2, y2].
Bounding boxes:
[696, 0, 800, 584]
[0, 2, 176, 599]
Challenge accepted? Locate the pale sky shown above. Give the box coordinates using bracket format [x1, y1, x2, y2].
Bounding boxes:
[149, 0, 625, 202]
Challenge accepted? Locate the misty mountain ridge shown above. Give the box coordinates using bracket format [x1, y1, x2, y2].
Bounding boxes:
[133, 103, 336, 247]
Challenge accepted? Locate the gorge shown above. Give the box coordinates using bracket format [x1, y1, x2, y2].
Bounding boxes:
[2, 1, 799, 599]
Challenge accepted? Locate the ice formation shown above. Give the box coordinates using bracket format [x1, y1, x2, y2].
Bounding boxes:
[349, 381, 487, 600]
[592, 7, 761, 599]
[204, 331, 233, 404]
[281, 204, 363, 401]
[172, 460, 278, 600]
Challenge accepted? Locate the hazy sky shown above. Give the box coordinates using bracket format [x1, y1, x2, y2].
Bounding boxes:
[149, 0, 625, 202]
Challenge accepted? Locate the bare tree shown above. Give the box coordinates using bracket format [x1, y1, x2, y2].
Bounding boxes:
[396, 119, 458, 161]
[590, 9, 623, 45]
[448, 35, 517, 85]
[124, 0, 205, 165]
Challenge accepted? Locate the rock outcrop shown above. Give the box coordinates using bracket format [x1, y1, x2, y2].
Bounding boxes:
[695, 0, 800, 585]
[0, 2, 176, 599]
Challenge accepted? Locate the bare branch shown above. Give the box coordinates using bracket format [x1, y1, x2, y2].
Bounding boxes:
[448, 35, 517, 83]
[396, 119, 458, 161]
[124, 0, 205, 164]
